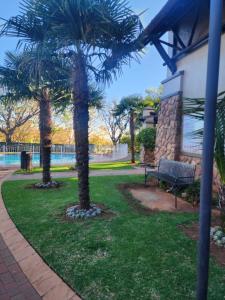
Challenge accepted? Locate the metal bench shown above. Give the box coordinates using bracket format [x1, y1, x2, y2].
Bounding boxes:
[145, 158, 196, 208]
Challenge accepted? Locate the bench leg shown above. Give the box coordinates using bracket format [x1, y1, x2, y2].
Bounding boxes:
[172, 186, 178, 209]
[175, 195, 178, 209]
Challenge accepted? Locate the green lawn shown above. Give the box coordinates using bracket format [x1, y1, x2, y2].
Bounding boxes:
[15, 161, 135, 174]
[2, 175, 225, 300]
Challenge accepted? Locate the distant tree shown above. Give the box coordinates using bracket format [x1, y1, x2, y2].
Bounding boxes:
[100, 102, 129, 146]
[143, 86, 163, 112]
[12, 119, 40, 143]
[115, 95, 143, 163]
[0, 97, 39, 144]
[120, 134, 141, 154]
[89, 126, 112, 146]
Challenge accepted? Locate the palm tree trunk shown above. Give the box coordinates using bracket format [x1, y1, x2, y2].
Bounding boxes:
[72, 53, 90, 210]
[130, 111, 135, 164]
[39, 89, 52, 184]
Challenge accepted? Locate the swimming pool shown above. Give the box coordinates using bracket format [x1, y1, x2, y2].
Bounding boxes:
[0, 153, 76, 167]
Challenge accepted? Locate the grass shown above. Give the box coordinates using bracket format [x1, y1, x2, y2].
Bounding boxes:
[2, 175, 225, 300]
[14, 161, 136, 174]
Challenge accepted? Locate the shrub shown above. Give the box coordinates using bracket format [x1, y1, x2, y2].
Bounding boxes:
[184, 180, 201, 205]
[136, 128, 156, 151]
[120, 135, 141, 153]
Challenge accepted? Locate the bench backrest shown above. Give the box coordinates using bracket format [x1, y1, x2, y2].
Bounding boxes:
[158, 159, 196, 184]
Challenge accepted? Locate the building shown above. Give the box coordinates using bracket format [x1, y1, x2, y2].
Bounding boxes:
[140, 0, 225, 182]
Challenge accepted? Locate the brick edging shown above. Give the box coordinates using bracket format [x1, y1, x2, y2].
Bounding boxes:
[0, 170, 80, 300]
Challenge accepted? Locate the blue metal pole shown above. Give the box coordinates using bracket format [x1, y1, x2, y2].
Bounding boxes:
[197, 0, 223, 299]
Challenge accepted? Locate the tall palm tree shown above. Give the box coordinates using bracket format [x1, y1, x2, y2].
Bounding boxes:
[184, 92, 225, 230]
[0, 51, 67, 184]
[1, 3, 59, 182]
[115, 95, 143, 163]
[1, 0, 143, 209]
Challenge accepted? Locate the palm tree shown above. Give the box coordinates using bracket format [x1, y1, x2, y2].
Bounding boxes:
[0, 50, 67, 185]
[183, 92, 225, 231]
[1, 0, 143, 209]
[115, 95, 143, 163]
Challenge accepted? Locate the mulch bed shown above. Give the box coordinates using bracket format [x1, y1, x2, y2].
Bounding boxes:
[117, 183, 155, 215]
[180, 221, 225, 266]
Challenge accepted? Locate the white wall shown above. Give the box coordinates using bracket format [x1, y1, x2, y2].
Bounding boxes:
[177, 33, 225, 98]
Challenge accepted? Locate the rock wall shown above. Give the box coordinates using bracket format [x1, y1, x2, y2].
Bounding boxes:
[153, 93, 220, 190]
[179, 154, 202, 178]
[155, 95, 182, 163]
[180, 153, 220, 190]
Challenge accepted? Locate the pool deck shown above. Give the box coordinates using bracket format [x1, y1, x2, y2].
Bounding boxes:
[9, 168, 144, 181]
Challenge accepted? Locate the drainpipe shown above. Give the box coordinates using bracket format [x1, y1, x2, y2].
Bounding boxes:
[197, 0, 223, 299]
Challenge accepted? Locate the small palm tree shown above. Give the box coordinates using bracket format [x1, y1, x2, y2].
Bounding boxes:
[1, 0, 143, 210]
[115, 95, 143, 163]
[184, 92, 225, 230]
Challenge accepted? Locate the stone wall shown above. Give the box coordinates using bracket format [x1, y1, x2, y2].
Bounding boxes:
[153, 93, 220, 190]
[155, 94, 182, 163]
[179, 154, 202, 178]
[180, 153, 220, 190]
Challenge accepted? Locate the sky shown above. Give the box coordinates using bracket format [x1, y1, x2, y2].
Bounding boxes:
[0, 0, 167, 102]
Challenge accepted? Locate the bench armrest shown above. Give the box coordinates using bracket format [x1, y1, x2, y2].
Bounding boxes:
[177, 176, 195, 180]
[174, 176, 195, 184]
[139, 163, 157, 168]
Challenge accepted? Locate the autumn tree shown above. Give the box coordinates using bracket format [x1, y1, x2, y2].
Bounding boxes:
[0, 97, 39, 144]
[100, 102, 129, 146]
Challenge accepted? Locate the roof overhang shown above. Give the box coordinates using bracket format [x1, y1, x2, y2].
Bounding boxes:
[138, 0, 198, 46]
[135, 0, 203, 74]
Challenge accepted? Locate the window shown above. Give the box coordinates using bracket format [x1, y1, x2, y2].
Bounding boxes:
[182, 115, 203, 154]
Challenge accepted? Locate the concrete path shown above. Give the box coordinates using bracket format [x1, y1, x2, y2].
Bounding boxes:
[10, 168, 144, 181]
[0, 169, 80, 300]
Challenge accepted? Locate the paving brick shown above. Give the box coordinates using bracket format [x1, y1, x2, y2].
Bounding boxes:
[18, 282, 42, 300]
[12, 244, 36, 263]
[11, 294, 26, 300]
[32, 273, 61, 296]
[0, 272, 14, 285]
[0, 248, 11, 259]
[0, 263, 8, 274]
[0, 281, 6, 294]
[3, 255, 16, 267]
[0, 239, 7, 250]
[43, 282, 75, 300]
[4, 282, 21, 297]
[0, 294, 10, 300]
[7, 263, 21, 275]
[12, 271, 28, 286]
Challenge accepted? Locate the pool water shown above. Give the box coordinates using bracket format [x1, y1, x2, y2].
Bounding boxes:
[0, 153, 76, 167]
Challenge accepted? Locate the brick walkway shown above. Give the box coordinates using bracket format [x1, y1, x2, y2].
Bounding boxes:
[0, 234, 41, 300]
[0, 169, 80, 300]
